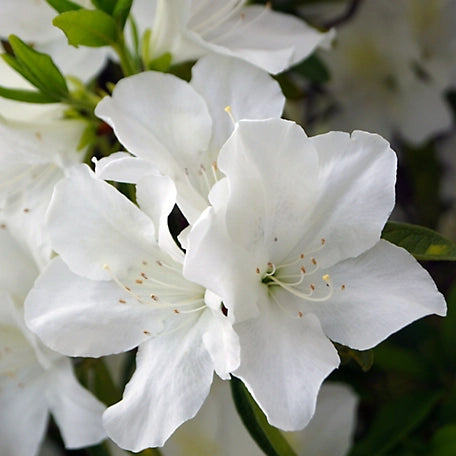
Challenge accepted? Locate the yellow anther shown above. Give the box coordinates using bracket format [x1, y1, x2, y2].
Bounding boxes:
[224, 105, 236, 124]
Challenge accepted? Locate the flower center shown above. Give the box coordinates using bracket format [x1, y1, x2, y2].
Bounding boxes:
[259, 238, 343, 318]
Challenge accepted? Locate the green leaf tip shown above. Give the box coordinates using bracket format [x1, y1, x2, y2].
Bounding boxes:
[381, 221, 456, 261]
[6, 35, 69, 100]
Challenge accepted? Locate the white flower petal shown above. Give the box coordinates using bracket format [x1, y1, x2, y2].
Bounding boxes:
[103, 314, 214, 451]
[202, 295, 240, 379]
[397, 79, 452, 143]
[95, 71, 212, 222]
[303, 130, 397, 268]
[46, 164, 157, 280]
[285, 382, 358, 456]
[136, 174, 184, 262]
[0, 116, 86, 266]
[25, 257, 164, 357]
[0, 0, 59, 42]
[0, 366, 48, 456]
[207, 5, 333, 74]
[217, 119, 319, 264]
[45, 359, 106, 449]
[184, 205, 262, 322]
[300, 240, 447, 350]
[0, 225, 38, 301]
[0, 299, 51, 456]
[163, 377, 264, 456]
[234, 311, 339, 430]
[94, 152, 152, 183]
[190, 54, 285, 152]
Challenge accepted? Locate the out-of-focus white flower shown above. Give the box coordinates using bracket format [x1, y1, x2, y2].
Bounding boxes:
[25, 165, 240, 451]
[95, 53, 284, 223]
[130, 0, 332, 74]
[0, 0, 108, 81]
[0, 225, 106, 456]
[184, 118, 446, 431]
[164, 379, 358, 456]
[405, 0, 456, 90]
[319, 0, 452, 144]
[0, 109, 86, 267]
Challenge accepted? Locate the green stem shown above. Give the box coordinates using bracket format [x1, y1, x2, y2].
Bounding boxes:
[113, 33, 141, 76]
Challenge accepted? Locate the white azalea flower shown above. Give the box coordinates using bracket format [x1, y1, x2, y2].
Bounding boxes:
[164, 378, 357, 456]
[184, 118, 447, 431]
[319, 0, 452, 144]
[0, 224, 106, 456]
[0, 113, 86, 267]
[25, 165, 240, 451]
[95, 54, 285, 222]
[131, 0, 333, 74]
[0, 0, 108, 81]
[405, 0, 456, 90]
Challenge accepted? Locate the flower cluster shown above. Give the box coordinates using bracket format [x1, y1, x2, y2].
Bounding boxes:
[0, 1, 452, 455]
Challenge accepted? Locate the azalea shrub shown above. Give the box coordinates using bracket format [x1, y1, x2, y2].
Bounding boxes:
[1, 1, 456, 456]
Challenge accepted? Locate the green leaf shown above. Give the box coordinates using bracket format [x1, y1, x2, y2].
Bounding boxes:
[91, 0, 133, 27]
[292, 54, 330, 83]
[53, 9, 118, 47]
[46, 0, 82, 13]
[230, 377, 297, 456]
[6, 35, 69, 99]
[349, 392, 441, 456]
[381, 222, 456, 261]
[0, 85, 59, 103]
[91, 0, 117, 14]
[431, 425, 456, 456]
[113, 0, 134, 27]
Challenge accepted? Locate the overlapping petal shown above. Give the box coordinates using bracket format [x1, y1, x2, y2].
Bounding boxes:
[46, 164, 158, 281]
[103, 314, 214, 451]
[95, 54, 285, 222]
[234, 311, 339, 430]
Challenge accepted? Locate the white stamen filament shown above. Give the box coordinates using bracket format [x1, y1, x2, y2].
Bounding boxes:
[103, 264, 206, 312]
[268, 273, 334, 302]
